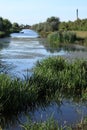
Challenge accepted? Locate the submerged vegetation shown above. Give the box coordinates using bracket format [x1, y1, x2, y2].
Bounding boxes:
[21, 116, 71, 130]
[21, 116, 87, 130]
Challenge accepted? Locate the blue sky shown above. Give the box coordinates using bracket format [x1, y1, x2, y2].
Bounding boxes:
[0, 0, 87, 25]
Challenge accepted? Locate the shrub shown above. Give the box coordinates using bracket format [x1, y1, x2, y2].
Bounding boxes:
[0, 31, 6, 38]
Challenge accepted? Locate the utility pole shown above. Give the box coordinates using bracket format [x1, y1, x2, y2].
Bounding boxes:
[76, 9, 78, 20]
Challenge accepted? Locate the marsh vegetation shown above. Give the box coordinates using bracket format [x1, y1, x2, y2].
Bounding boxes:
[0, 57, 87, 124]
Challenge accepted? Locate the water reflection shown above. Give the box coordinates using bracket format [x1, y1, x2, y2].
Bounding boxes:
[0, 37, 87, 78]
[0, 38, 67, 78]
[42, 39, 87, 53]
[0, 38, 10, 50]
[1, 94, 87, 130]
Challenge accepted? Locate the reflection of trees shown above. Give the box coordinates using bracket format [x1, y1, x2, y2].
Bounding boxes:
[39, 38, 87, 53]
[0, 39, 11, 74]
[0, 38, 10, 50]
[1, 90, 87, 130]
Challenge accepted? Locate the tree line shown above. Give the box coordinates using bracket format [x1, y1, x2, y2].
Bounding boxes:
[32, 17, 87, 37]
[0, 16, 87, 38]
[0, 17, 31, 38]
[0, 17, 20, 37]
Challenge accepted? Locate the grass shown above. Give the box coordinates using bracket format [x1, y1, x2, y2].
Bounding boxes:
[21, 116, 87, 130]
[0, 56, 87, 114]
[33, 57, 87, 99]
[0, 74, 38, 113]
[74, 31, 87, 39]
[70, 31, 87, 46]
[21, 116, 72, 130]
[47, 31, 87, 46]
[47, 31, 77, 48]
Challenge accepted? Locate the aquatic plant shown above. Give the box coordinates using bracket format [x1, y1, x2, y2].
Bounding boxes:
[0, 74, 38, 113]
[0, 56, 87, 114]
[33, 57, 87, 98]
[21, 116, 72, 130]
[47, 31, 76, 47]
[21, 116, 87, 130]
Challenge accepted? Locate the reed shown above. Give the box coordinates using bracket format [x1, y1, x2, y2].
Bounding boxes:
[47, 31, 76, 46]
[0, 57, 87, 114]
[21, 116, 71, 130]
[21, 116, 87, 130]
[0, 74, 38, 113]
[33, 57, 87, 98]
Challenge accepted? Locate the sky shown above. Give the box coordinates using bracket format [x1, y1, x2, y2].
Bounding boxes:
[0, 0, 87, 25]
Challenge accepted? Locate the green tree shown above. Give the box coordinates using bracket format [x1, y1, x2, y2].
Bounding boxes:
[0, 17, 4, 31]
[3, 19, 12, 33]
[47, 16, 60, 31]
[11, 22, 20, 32]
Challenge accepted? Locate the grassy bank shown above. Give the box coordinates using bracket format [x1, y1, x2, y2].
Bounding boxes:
[47, 31, 87, 46]
[74, 31, 87, 39]
[73, 31, 87, 46]
[47, 31, 77, 47]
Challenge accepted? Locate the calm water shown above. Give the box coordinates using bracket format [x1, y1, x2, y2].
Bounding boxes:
[0, 37, 67, 78]
[1, 30, 87, 129]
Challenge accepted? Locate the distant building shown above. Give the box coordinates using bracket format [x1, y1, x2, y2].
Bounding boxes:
[76, 9, 79, 20]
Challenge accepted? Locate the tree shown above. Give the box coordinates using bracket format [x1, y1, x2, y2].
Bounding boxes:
[3, 19, 12, 32]
[11, 22, 20, 32]
[46, 16, 60, 31]
[0, 17, 4, 31]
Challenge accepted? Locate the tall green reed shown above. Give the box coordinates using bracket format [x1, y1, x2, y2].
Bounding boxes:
[47, 31, 76, 47]
[0, 56, 87, 114]
[33, 57, 87, 98]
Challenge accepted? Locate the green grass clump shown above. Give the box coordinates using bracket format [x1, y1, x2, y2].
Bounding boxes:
[47, 31, 76, 47]
[0, 74, 38, 113]
[21, 116, 72, 130]
[33, 57, 87, 97]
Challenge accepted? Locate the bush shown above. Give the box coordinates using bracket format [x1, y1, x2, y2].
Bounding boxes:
[0, 31, 6, 38]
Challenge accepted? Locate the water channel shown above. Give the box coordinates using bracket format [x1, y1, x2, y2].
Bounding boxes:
[1, 29, 87, 129]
